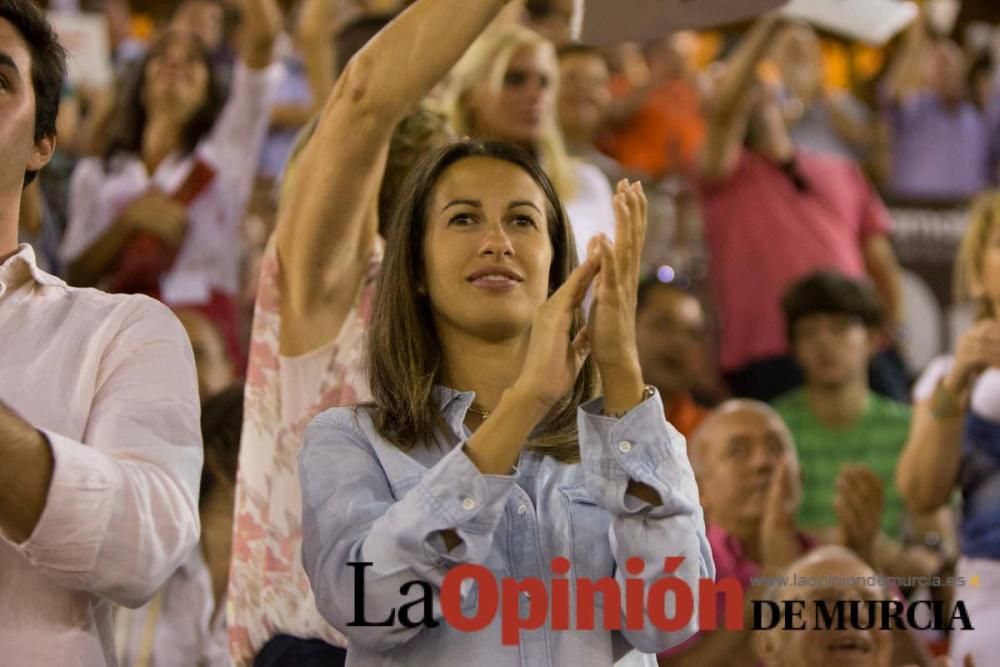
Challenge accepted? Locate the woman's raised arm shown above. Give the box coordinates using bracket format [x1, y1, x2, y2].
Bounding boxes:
[277, 0, 514, 356]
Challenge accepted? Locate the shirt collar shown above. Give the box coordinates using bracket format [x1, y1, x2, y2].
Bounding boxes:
[0, 244, 64, 297]
[431, 385, 478, 434]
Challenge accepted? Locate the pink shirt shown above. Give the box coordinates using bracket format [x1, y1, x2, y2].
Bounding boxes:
[660, 524, 815, 659]
[0, 245, 202, 666]
[699, 150, 891, 371]
[227, 236, 382, 664]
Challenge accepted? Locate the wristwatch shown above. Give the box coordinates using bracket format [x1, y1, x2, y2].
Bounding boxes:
[603, 385, 656, 418]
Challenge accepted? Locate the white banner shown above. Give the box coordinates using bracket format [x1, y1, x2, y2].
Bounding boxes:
[576, 0, 789, 45]
[47, 11, 113, 89]
[780, 0, 919, 45]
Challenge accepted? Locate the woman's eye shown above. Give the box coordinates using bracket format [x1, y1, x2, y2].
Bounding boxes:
[512, 216, 536, 228]
[449, 214, 476, 226]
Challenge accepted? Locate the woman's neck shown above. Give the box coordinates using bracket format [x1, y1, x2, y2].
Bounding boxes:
[438, 327, 530, 413]
[141, 114, 185, 174]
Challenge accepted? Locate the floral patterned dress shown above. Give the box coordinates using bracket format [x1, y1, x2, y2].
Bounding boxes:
[227, 234, 383, 665]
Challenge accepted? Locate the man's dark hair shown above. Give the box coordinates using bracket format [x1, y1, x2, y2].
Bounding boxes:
[637, 274, 693, 314]
[199, 383, 244, 506]
[1, 0, 67, 186]
[525, 0, 560, 19]
[335, 13, 396, 74]
[782, 270, 883, 342]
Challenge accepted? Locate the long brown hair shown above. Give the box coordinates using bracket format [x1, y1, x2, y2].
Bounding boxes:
[365, 140, 598, 462]
[955, 191, 1000, 321]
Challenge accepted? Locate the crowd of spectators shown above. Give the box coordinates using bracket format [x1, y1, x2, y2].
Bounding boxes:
[6, 0, 1000, 665]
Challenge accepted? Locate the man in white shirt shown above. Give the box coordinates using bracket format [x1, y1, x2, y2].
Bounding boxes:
[0, 1, 203, 664]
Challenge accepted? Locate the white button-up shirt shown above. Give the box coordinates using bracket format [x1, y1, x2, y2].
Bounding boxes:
[0, 244, 203, 666]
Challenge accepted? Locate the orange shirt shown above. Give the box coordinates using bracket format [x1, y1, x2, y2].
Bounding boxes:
[666, 392, 709, 439]
[601, 77, 706, 180]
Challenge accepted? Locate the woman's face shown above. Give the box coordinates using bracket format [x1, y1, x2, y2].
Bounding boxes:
[979, 223, 1000, 313]
[422, 156, 555, 342]
[469, 45, 557, 148]
[143, 33, 211, 122]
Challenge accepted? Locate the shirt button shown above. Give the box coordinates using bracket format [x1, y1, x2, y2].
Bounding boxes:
[618, 440, 633, 453]
[517, 504, 528, 516]
[461, 497, 477, 511]
[523, 590, 531, 599]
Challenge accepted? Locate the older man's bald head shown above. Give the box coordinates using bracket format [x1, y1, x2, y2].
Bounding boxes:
[689, 399, 796, 475]
[756, 546, 893, 667]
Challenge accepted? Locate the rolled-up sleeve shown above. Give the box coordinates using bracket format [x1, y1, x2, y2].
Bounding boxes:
[300, 410, 516, 652]
[5, 297, 202, 608]
[578, 391, 715, 653]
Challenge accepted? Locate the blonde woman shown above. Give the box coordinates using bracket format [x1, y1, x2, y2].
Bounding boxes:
[897, 192, 1000, 666]
[441, 23, 616, 262]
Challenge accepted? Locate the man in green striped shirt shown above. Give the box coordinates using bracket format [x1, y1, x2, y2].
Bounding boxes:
[773, 270, 950, 578]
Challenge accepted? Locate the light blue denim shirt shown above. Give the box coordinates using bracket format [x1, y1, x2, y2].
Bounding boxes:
[300, 386, 714, 666]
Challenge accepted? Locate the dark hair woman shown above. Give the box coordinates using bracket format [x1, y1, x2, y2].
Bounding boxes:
[59, 0, 282, 366]
[300, 139, 713, 665]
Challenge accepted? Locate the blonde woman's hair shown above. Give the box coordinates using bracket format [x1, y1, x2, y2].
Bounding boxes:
[955, 191, 1000, 321]
[440, 23, 578, 201]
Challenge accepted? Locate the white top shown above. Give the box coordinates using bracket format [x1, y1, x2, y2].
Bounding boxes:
[0, 245, 202, 666]
[564, 160, 617, 263]
[61, 61, 279, 303]
[914, 356, 1000, 422]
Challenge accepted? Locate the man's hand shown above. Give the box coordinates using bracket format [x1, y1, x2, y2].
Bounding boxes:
[759, 458, 803, 570]
[834, 464, 884, 566]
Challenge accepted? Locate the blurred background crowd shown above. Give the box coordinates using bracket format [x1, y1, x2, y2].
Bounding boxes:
[17, 0, 1000, 664]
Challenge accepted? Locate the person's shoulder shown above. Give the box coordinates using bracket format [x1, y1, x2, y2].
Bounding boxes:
[772, 388, 808, 414]
[306, 404, 377, 441]
[867, 391, 913, 420]
[39, 285, 190, 354]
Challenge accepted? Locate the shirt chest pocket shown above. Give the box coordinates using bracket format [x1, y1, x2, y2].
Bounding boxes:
[559, 486, 615, 591]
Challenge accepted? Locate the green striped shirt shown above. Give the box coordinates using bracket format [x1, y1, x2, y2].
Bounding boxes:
[772, 389, 911, 537]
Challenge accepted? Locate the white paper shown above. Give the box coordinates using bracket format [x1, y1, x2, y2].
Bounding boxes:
[46, 11, 113, 89]
[780, 0, 919, 45]
[577, 0, 790, 46]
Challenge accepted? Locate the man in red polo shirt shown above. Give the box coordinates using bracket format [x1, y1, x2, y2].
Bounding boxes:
[698, 16, 903, 401]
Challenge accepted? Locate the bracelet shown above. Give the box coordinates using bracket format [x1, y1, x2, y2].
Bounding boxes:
[930, 379, 965, 420]
[603, 385, 656, 418]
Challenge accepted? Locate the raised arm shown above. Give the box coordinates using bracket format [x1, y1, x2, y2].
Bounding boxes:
[699, 15, 783, 182]
[295, 0, 338, 107]
[881, 15, 926, 105]
[277, 0, 513, 356]
[898, 326, 1000, 511]
[239, 0, 283, 69]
